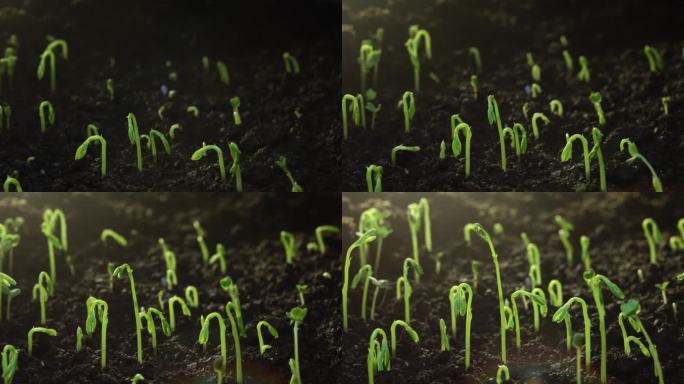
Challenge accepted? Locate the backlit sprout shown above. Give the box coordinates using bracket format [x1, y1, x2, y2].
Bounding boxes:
[0, 272, 19, 321]
[169, 123, 182, 140]
[510, 288, 547, 349]
[106, 78, 114, 101]
[296, 284, 309, 306]
[589, 92, 606, 125]
[27, 326, 57, 357]
[112, 263, 143, 363]
[531, 112, 550, 139]
[643, 45, 663, 73]
[75, 134, 107, 177]
[668, 219, 684, 251]
[3, 176, 22, 192]
[257, 320, 279, 354]
[138, 306, 170, 355]
[617, 299, 664, 384]
[580, 235, 591, 271]
[127, 113, 143, 172]
[286, 306, 307, 384]
[391, 145, 420, 166]
[439, 318, 449, 351]
[405, 25, 432, 91]
[365, 88, 382, 130]
[185, 285, 199, 308]
[227, 142, 243, 192]
[406, 198, 432, 281]
[451, 120, 472, 178]
[642, 218, 662, 265]
[549, 99, 564, 117]
[358, 41, 381, 92]
[314, 225, 339, 255]
[562, 49, 574, 78]
[145, 130, 171, 163]
[496, 365, 510, 384]
[502, 123, 528, 161]
[439, 140, 446, 160]
[342, 230, 377, 331]
[390, 320, 419, 357]
[553, 296, 591, 369]
[41, 208, 68, 283]
[396, 258, 423, 324]
[281, 231, 297, 264]
[531, 83, 542, 98]
[398, 91, 416, 133]
[561, 127, 606, 192]
[341, 94, 360, 140]
[358, 207, 392, 273]
[577, 56, 590, 82]
[655, 281, 669, 305]
[209, 244, 226, 273]
[448, 282, 473, 368]
[191, 144, 226, 181]
[661, 96, 670, 116]
[187, 106, 199, 118]
[2, 344, 18, 383]
[470, 75, 478, 99]
[38, 100, 55, 133]
[32, 271, 53, 324]
[216, 61, 230, 85]
[131, 374, 145, 384]
[531, 64, 541, 82]
[352, 265, 372, 321]
[619, 138, 663, 192]
[365, 165, 383, 192]
[37, 39, 68, 93]
[468, 47, 482, 73]
[487, 95, 507, 171]
[230, 97, 242, 126]
[168, 296, 191, 331]
[275, 156, 303, 192]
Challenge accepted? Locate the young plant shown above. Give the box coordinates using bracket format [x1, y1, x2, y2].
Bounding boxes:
[32, 271, 53, 324]
[358, 208, 392, 273]
[655, 281, 669, 305]
[390, 145, 420, 166]
[583, 269, 624, 384]
[448, 282, 473, 368]
[572, 332, 584, 384]
[561, 127, 606, 191]
[365, 164, 383, 192]
[38, 101, 55, 133]
[192, 220, 210, 265]
[365, 89, 382, 130]
[502, 123, 528, 160]
[439, 318, 449, 351]
[112, 264, 143, 363]
[37, 39, 68, 93]
[282, 52, 300, 74]
[496, 365, 510, 384]
[468, 47, 481, 73]
[577, 56, 590, 82]
[220, 276, 246, 337]
[487, 95, 507, 171]
[139, 306, 170, 355]
[281, 231, 297, 264]
[74, 134, 107, 177]
[643, 45, 663, 73]
[199, 312, 230, 382]
[342, 230, 377, 331]
[406, 198, 431, 281]
[41, 209, 68, 284]
[0, 272, 18, 322]
[27, 327, 57, 357]
[369, 277, 390, 321]
[315, 225, 339, 255]
[100, 229, 127, 247]
[276, 156, 303, 192]
[2, 176, 21, 192]
[208, 243, 225, 273]
[531, 63, 541, 82]
[668, 219, 684, 251]
[563, 49, 574, 78]
[526, 243, 542, 287]
[228, 142, 243, 192]
[106, 78, 114, 101]
[352, 265, 372, 321]
[619, 138, 662, 192]
[642, 218, 662, 265]
[405, 26, 432, 91]
[367, 328, 391, 384]
[2, 344, 18, 384]
[550, 99, 564, 117]
[287, 306, 307, 384]
[396, 258, 423, 324]
[126, 113, 143, 171]
[145, 130, 171, 163]
[168, 123, 182, 140]
[191, 143, 226, 181]
[553, 296, 592, 369]
[661, 96, 670, 116]
[230, 97, 242, 126]
[390, 319, 419, 357]
[531, 83, 542, 98]
[341, 94, 360, 140]
[470, 75, 478, 99]
[556, 215, 575, 264]
[547, 279, 572, 350]
[589, 92, 606, 125]
[358, 42, 381, 92]
[451, 120, 472, 178]
[168, 296, 191, 331]
[216, 61, 229, 85]
[510, 288, 547, 349]
[398, 91, 416, 133]
[131, 374, 145, 384]
[531, 112, 550, 139]
[185, 285, 199, 308]
[257, 320, 279, 354]
[618, 299, 664, 384]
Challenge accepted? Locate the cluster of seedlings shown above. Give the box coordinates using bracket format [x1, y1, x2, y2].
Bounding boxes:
[343, 198, 682, 383]
[1, 33, 306, 192]
[343, 26, 675, 191]
[0, 208, 339, 383]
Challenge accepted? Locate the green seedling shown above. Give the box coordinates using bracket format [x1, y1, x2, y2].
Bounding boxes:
[661, 96, 670, 115]
[139, 306, 170, 355]
[561, 127, 606, 191]
[342, 230, 377, 331]
[220, 276, 246, 337]
[572, 333, 584, 384]
[106, 78, 114, 101]
[191, 144, 226, 181]
[563, 50, 574, 78]
[502, 123, 528, 160]
[352, 265, 372, 321]
[3, 176, 21, 192]
[390, 320, 419, 357]
[358, 41, 381, 92]
[287, 306, 306, 384]
[451, 120, 472, 178]
[315, 225, 339, 255]
[577, 56, 590, 82]
[531, 83, 542, 98]
[2, 344, 18, 384]
[193, 220, 210, 265]
[37, 39, 68, 93]
[398, 91, 416, 133]
[522, 103, 530, 121]
[642, 218, 662, 265]
[227, 142, 243, 191]
[0, 221, 21, 276]
[0, 272, 18, 321]
[589, 92, 606, 125]
[405, 25, 432, 91]
[145, 130, 171, 163]
[390, 145, 420, 166]
[27, 327, 57, 357]
[208, 243, 225, 273]
[496, 365, 510, 384]
[487, 95, 507, 171]
[527, 243, 542, 287]
[168, 296, 191, 331]
[510, 288, 547, 349]
[131, 373, 145, 384]
[112, 264, 143, 363]
[439, 140, 446, 160]
[583, 269, 624, 384]
[367, 328, 391, 384]
[366, 165, 383, 192]
[282, 52, 300, 74]
[396, 258, 423, 324]
[369, 277, 390, 321]
[643, 45, 663, 72]
[471, 260, 480, 290]
[127, 113, 143, 171]
[439, 318, 449, 351]
[216, 61, 229, 85]
[618, 299, 664, 384]
[199, 312, 230, 383]
[526, 52, 535, 66]
[554, 297, 591, 369]
[365, 89, 382, 130]
[668, 219, 684, 251]
[655, 282, 669, 305]
[159, 240, 178, 289]
[38, 101, 55, 133]
[186, 106, 199, 118]
[185, 286, 199, 308]
[406, 198, 432, 282]
[358, 208, 392, 273]
[75, 134, 107, 177]
[32, 271, 53, 324]
[41, 209, 68, 284]
[556, 215, 575, 264]
[619, 138, 662, 192]
[449, 282, 473, 368]
[469, 47, 481, 73]
[531, 112, 550, 139]
[531, 64, 541, 82]
[296, 284, 308, 306]
[550, 99, 564, 117]
[276, 156, 302, 192]
[341, 94, 361, 140]
[100, 229, 126, 247]
[257, 320, 279, 354]
[470, 75, 478, 99]
[86, 123, 100, 138]
[230, 97, 242, 126]
[281, 231, 297, 264]
[547, 279, 572, 350]
[169, 123, 182, 140]
[356, 93, 367, 128]
[434, 251, 445, 273]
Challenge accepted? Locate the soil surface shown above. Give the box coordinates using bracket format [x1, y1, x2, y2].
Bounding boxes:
[0, 193, 341, 383]
[0, 0, 340, 191]
[342, 0, 684, 191]
[341, 192, 684, 383]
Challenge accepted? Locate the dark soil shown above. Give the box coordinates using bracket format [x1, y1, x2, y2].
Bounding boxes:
[0, 192, 341, 383]
[341, 192, 684, 383]
[0, 0, 340, 191]
[342, 0, 684, 191]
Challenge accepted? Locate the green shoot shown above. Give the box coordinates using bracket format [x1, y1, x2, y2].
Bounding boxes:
[470, 75, 478, 99]
[112, 264, 143, 363]
[216, 61, 229, 85]
[257, 320, 279, 354]
[531, 112, 550, 139]
[76, 325, 83, 352]
[655, 282, 669, 305]
[146, 130, 171, 163]
[286, 306, 306, 384]
[139, 306, 170, 355]
[169, 123, 182, 140]
[209, 244, 226, 273]
[341, 94, 360, 140]
[510, 288, 547, 349]
[642, 218, 662, 265]
[276, 156, 303, 192]
[131, 373, 145, 384]
[396, 258, 423, 324]
[531, 64, 541, 82]
[643, 45, 663, 72]
[358, 41, 381, 92]
[352, 265, 372, 321]
[199, 312, 229, 381]
[591, 128, 606, 191]
[502, 123, 528, 160]
[358, 208, 392, 273]
[522, 102, 530, 121]
[526, 52, 535, 67]
[230, 97, 242, 126]
[27, 327, 57, 357]
[577, 56, 590, 82]
[366, 165, 383, 192]
[3, 176, 22, 192]
[589, 92, 606, 125]
[439, 318, 449, 351]
[619, 138, 663, 192]
[100, 229, 127, 247]
[32, 271, 53, 324]
[342, 230, 377, 331]
[168, 296, 191, 331]
[661, 96, 670, 115]
[572, 332, 584, 384]
[531, 83, 542, 98]
[41, 209, 68, 284]
[398, 91, 416, 133]
[38, 101, 55, 133]
[37, 39, 68, 93]
[281, 231, 297, 264]
[220, 276, 246, 337]
[451, 120, 472, 178]
[556, 216, 574, 265]
[449, 282, 473, 368]
[228, 142, 243, 192]
[468, 47, 481, 73]
[618, 299, 664, 384]
[390, 320, 419, 357]
[406, 198, 432, 281]
[583, 269, 624, 384]
[668, 219, 684, 251]
[434, 251, 444, 273]
[496, 365, 510, 384]
[315, 225, 339, 255]
[2, 344, 18, 384]
[560, 132, 591, 188]
[191, 144, 226, 181]
[550, 99, 564, 117]
[391, 145, 420, 166]
[369, 277, 390, 321]
[282, 52, 300, 74]
[367, 328, 390, 384]
[296, 284, 308, 306]
[365, 89, 382, 130]
[187, 106, 199, 118]
[547, 279, 573, 351]
[439, 140, 446, 160]
[405, 25, 432, 91]
[356, 93, 367, 128]
[193, 220, 210, 265]
[526, 243, 542, 287]
[106, 78, 114, 101]
[127, 113, 143, 171]
[0, 272, 18, 322]
[185, 286, 199, 308]
[563, 50, 574, 78]
[86, 124, 100, 138]
[471, 260, 479, 290]
[75, 134, 107, 178]
[487, 95, 507, 171]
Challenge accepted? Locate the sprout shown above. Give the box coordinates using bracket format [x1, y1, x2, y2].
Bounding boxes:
[159, 240, 178, 290]
[526, 243, 542, 287]
[643, 45, 663, 72]
[315, 225, 339, 255]
[572, 332, 584, 384]
[341, 94, 360, 140]
[531, 64, 541, 82]
[439, 318, 449, 351]
[398, 91, 416, 133]
[642, 218, 662, 265]
[168, 123, 182, 140]
[358, 41, 381, 92]
[365, 165, 383, 192]
[75, 325, 83, 352]
[100, 229, 127, 247]
[619, 138, 662, 192]
[32, 271, 53, 324]
[104, 79, 115, 101]
[230, 97, 242, 126]
[27, 327, 57, 357]
[367, 328, 390, 384]
[522, 102, 530, 121]
[451, 120, 472, 178]
[209, 243, 226, 273]
[282, 52, 300, 74]
[556, 215, 575, 264]
[448, 282, 473, 368]
[510, 288, 547, 349]
[342, 230, 377, 331]
[583, 269, 624, 383]
[145, 130, 171, 163]
[365, 89, 382, 130]
[281, 231, 297, 264]
[577, 56, 590, 82]
[168, 296, 191, 331]
[193, 220, 210, 265]
[356, 93, 367, 128]
[185, 286, 199, 308]
[562, 49, 574, 78]
[0, 272, 19, 321]
[86, 123, 100, 138]
[531, 112, 550, 139]
[75, 134, 107, 178]
[655, 281, 669, 305]
[617, 299, 664, 384]
[661, 96, 670, 116]
[198, 312, 229, 382]
[358, 208, 392, 273]
[439, 140, 446, 160]
[187, 106, 200, 118]
[502, 123, 528, 161]
[547, 279, 573, 350]
[561, 127, 606, 191]
[216, 61, 229, 85]
[257, 320, 279, 354]
[470, 75, 478, 100]
[37, 39, 68, 93]
[669, 219, 684, 251]
[296, 284, 308, 306]
[1, 345, 18, 384]
[468, 47, 481, 73]
[41, 209, 68, 283]
[131, 373, 145, 384]
[227, 142, 243, 192]
[390, 145, 420, 166]
[549, 99, 564, 117]
[589, 92, 606, 125]
[220, 276, 246, 337]
[38, 101, 55, 133]
[276, 156, 303, 192]
[531, 83, 542, 98]
[112, 263, 143, 363]
[390, 320, 419, 357]
[405, 25, 432, 91]
[286, 306, 307, 384]
[406, 198, 432, 282]
[487, 95, 507, 171]
[369, 277, 390, 321]
[496, 365, 510, 384]
[396, 258, 423, 324]
[139, 306, 170, 355]
[191, 144, 226, 181]
[127, 113, 143, 172]
[352, 265, 372, 321]
[3, 176, 21, 192]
